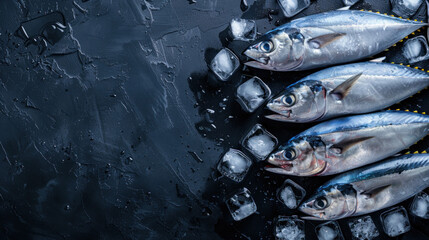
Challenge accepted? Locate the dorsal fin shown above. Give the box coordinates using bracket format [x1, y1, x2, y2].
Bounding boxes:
[330, 73, 363, 100]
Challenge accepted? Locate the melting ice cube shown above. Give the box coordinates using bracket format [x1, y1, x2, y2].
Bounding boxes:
[315, 221, 344, 240]
[277, 0, 310, 17]
[210, 48, 240, 81]
[275, 216, 305, 240]
[229, 18, 257, 41]
[402, 36, 429, 63]
[236, 76, 271, 113]
[391, 0, 423, 18]
[217, 148, 252, 182]
[225, 187, 257, 221]
[411, 192, 429, 219]
[342, 0, 359, 5]
[380, 206, 411, 237]
[241, 124, 278, 161]
[276, 179, 306, 209]
[348, 216, 379, 240]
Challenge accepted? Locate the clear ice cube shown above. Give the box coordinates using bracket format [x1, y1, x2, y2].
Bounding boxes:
[315, 221, 344, 240]
[380, 206, 411, 237]
[277, 0, 310, 17]
[348, 216, 379, 240]
[217, 148, 252, 182]
[411, 192, 429, 219]
[276, 179, 306, 209]
[236, 76, 271, 113]
[230, 18, 257, 41]
[402, 36, 429, 63]
[241, 124, 278, 161]
[210, 48, 240, 81]
[275, 216, 305, 240]
[225, 187, 257, 221]
[342, 0, 359, 5]
[391, 0, 423, 18]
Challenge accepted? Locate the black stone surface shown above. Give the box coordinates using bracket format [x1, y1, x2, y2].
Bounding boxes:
[0, 0, 428, 239]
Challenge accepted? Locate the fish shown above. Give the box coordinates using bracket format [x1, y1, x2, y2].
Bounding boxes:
[299, 153, 429, 220]
[265, 62, 429, 122]
[243, 10, 426, 71]
[266, 111, 429, 176]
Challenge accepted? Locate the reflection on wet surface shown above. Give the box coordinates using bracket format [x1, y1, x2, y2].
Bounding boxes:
[0, 0, 429, 239]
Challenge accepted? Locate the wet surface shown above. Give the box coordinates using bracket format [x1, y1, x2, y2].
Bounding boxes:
[0, 0, 429, 239]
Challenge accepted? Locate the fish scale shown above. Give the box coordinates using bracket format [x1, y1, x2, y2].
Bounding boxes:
[244, 10, 427, 71]
[267, 111, 429, 176]
[299, 154, 429, 220]
[266, 62, 429, 123]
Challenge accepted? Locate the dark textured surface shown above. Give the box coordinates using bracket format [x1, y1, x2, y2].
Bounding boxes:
[0, 0, 429, 239]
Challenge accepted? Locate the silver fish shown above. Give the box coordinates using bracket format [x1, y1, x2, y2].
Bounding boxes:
[299, 154, 429, 220]
[267, 111, 429, 176]
[244, 10, 426, 71]
[266, 62, 429, 122]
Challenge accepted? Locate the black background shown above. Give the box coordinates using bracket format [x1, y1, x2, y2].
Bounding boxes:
[0, 0, 429, 239]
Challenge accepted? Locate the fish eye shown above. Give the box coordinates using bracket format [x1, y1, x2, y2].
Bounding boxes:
[314, 197, 329, 210]
[282, 95, 296, 106]
[259, 41, 273, 53]
[283, 148, 296, 160]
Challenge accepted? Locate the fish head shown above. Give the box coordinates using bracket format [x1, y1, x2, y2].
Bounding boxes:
[266, 81, 327, 122]
[244, 28, 305, 71]
[299, 184, 357, 220]
[266, 136, 327, 176]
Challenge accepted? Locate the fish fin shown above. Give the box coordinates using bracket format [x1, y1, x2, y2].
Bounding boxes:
[369, 56, 386, 63]
[337, 6, 351, 11]
[330, 136, 374, 154]
[308, 33, 346, 49]
[330, 72, 363, 100]
[361, 184, 391, 198]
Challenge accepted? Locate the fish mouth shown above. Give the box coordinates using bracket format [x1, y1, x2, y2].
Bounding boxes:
[299, 215, 325, 221]
[243, 49, 270, 66]
[264, 164, 294, 175]
[265, 113, 293, 122]
[265, 159, 327, 176]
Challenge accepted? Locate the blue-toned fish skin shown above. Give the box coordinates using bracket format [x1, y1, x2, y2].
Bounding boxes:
[267, 111, 429, 176]
[299, 154, 429, 220]
[266, 62, 429, 123]
[244, 10, 426, 71]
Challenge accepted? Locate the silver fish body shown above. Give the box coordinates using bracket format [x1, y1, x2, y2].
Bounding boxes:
[299, 154, 429, 220]
[244, 10, 426, 71]
[267, 111, 429, 176]
[266, 62, 429, 122]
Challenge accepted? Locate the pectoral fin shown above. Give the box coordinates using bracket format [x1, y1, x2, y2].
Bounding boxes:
[361, 184, 391, 198]
[308, 33, 346, 49]
[330, 136, 374, 154]
[330, 72, 363, 100]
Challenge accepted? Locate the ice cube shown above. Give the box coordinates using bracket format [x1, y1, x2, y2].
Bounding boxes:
[348, 216, 379, 240]
[391, 0, 423, 18]
[277, 0, 310, 17]
[342, 0, 359, 5]
[380, 206, 411, 237]
[217, 148, 252, 182]
[241, 124, 278, 161]
[276, 179, 306, 209]
[402, 36, 429, 63]
[230, 18, 257, 41]
[411, 192, 429, 219]
[225, 187, 257, 221]
[275, 216, 305, 240]
[236, 77, 271, 113]
[315, 221, 344, 240]
[210, 48, 240, 81]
